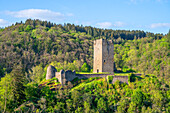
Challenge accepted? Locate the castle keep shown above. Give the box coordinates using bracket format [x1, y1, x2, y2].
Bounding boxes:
[93, 39, 114, 73]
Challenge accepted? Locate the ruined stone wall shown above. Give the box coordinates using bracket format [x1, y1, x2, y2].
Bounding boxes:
[55, 70, 77, 85]
[55, 70, 65, 85]
[65, 70, 76, 82]
[76, 74, 128, 84]
[76, 74, 112, 79]
[55, 72, 61, 82]
[46, 65, 129, 85]
[112, 76, 128, 84]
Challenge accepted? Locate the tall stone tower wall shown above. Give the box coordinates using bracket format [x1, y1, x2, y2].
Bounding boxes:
[93, 39, 103, 73]
[93, 39, 114, 73]
[46, 65, 57, 80]
[102, 40, 114, 73]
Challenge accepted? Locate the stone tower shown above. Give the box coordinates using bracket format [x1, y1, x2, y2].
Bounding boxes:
[46, 65, 57, 80]
[93, 39, 114, 73]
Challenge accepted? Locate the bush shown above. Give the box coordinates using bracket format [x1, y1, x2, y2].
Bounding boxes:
[80, 63, 90, 72]
[71, 77, 79, 84]
[107, 76, 113, 83]
[25, 25, 33, 32]
[128, 73, 136, 83]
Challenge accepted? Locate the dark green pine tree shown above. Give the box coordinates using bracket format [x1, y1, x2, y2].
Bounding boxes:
[10, 64, 26, 106]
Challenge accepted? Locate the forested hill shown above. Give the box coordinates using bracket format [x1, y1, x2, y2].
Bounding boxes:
[0, 19, 169, 79]
[3, 19, 163, 39]
[0, 19, 169, 112]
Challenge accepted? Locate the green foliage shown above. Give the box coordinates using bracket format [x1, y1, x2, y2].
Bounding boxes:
[117, 97, 130, 113]
[25, 83, 39, 101]
[0, 74, 14, 112]
[0, 65, 27, 112]
[129, 89, 145, 112]
[80, 63, 90, 72]
[50, 60, 81, 72]
[25, 25, 33, 32]
[10, 65, 26, 106]
[107, 75, 113, 83]
[1, 74, 169, 112]
[0, 28, 4, 32]
[0, 67, 5, 78]
[54, 102, 65, 112]
[97, 98, 107, 112]
[114, 36, 169, 83]
[128, 73, 136, 82]
[0, 19, 168, 83]
[0, 19, 169, 112]
[28, 65, 45, 84]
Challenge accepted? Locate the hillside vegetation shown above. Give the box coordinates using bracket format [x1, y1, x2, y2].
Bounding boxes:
[0, 19, 169, 112]
[1, 75, 169, 112]
[0, 19, 166, 75]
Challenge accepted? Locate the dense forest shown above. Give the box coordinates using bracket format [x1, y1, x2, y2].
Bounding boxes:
[0, 19, 169, 112]
[0, 19, 166, 75]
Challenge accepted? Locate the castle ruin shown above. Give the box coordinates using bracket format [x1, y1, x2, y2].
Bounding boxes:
[46, 65, 77, 85]
[46, 39, 129, 85]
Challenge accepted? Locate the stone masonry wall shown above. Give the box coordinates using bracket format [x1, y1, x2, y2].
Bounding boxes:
[55, 70, 65, 85]
[65, 70, 76, 82]
[112, 76, 128, 84]
[76, 74, 129, 84]
[75, 74, 112, 79]
[46, 65, 129, 85]
[93, 39, 114, 73]
[55, 69, 76, 85]
[102, 40, 114, 73]
[93, 39, 103, 73]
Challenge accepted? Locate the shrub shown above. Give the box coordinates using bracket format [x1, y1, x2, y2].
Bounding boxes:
[25, 25, 33, 32]
[107, 76, 113, 83]
[80, 63, 90, 72]
[128, 73, 136, 83]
